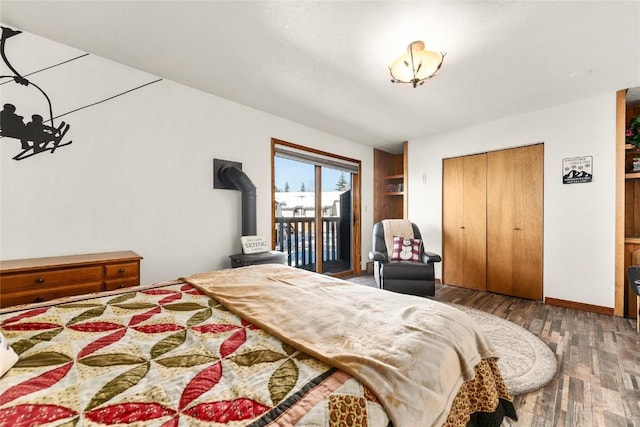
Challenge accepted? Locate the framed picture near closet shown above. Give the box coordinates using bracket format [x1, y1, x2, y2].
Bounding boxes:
[562, 156, 593, 184]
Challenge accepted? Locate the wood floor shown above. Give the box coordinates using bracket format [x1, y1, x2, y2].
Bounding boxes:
[346, 275, 640, 426]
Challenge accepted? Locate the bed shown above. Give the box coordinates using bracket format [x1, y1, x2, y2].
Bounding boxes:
[0, 264, 516, 426]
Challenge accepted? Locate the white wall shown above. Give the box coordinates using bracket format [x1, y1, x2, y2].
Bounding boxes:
[408, 94, 616, 308]
[0, 28, 374, 284]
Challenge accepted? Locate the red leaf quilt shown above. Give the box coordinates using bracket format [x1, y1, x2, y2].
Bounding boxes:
[0, 282, 389, 426]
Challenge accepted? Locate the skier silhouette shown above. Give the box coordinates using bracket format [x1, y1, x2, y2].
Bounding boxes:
[0, 103, 27, 147]
[24, 114, 60, 151]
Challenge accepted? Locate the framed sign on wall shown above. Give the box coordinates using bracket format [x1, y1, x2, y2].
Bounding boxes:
[562, 156, 592, 184]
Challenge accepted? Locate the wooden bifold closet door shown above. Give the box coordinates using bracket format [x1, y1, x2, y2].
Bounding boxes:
[442, 144, 543, 300]
[442, 154, 487, 290]
[487, 144, 543, 300]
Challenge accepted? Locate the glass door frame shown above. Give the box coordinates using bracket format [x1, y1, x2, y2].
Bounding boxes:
[271, 138, 362, 276]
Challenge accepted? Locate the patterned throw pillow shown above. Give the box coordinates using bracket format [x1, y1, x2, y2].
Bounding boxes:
[0, 331, 18, 377]
[390, 236, 422, 262]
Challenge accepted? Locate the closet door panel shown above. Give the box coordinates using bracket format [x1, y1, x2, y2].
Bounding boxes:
[512, 144, 544, 300]
[442, 157, 465, 286]
[462, 154, 487, 290]
[487, 145, 543, 300]
[486, 149, 516, 296]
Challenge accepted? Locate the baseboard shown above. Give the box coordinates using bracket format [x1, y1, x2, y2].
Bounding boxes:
[544, 297, 614, 316]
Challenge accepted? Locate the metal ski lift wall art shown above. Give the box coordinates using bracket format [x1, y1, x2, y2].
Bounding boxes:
[0, 26, 72, 161]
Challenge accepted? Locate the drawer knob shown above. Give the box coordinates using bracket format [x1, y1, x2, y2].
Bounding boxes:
[36, 277, 44, 283]
[118, 268, 125, 273]
[119, 284, 125, 288]
[34, 296, 44, 302]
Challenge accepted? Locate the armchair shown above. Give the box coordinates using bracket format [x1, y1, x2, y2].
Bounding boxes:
[369, 220, 441, 297]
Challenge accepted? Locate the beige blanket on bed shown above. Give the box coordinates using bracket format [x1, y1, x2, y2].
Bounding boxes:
[184, 264, 498, 427]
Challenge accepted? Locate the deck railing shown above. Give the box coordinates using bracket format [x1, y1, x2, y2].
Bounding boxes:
[274, 217, 341, 268]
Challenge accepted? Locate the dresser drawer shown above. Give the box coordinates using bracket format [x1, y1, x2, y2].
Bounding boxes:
[104, 277, 140, 291]
[0, 281, 103, 308]
[105, 262, 139, 279]
[0, 251, 142, 309]
[1, 266, 104, 291]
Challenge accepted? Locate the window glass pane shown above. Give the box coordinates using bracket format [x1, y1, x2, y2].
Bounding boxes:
[274, 157, 316, 269]
[321, 167, 352, 273]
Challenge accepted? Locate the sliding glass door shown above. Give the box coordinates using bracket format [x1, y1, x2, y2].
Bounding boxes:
[272, 139, 360, 276]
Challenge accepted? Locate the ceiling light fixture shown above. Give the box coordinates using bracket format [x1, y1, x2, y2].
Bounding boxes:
[389, 41, 445, 88]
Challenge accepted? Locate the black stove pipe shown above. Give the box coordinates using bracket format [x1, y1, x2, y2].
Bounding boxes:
[218, 165, 257, 236]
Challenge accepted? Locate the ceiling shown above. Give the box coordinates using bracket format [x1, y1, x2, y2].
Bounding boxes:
[2, 1, 639, 152]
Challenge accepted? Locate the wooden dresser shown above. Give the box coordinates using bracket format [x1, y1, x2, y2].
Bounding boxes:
[0, 251, 142, 308]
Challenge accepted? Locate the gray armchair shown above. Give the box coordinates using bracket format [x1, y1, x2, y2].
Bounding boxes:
[369, 221, 441, 297]
[626, 266, 640, 333]
[628, 266, 640, 297]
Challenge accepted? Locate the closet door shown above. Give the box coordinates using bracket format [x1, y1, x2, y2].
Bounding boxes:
[487, 144, 543, 300]
[443, 154, 487, 290]
[463, 154, 487, 290]
[443, 157, 465, 287]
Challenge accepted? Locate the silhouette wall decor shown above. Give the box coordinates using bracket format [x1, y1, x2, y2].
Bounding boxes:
[0, 26, 72, 160]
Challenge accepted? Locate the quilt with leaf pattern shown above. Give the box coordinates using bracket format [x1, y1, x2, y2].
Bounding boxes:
[0, 281, 390, 426]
